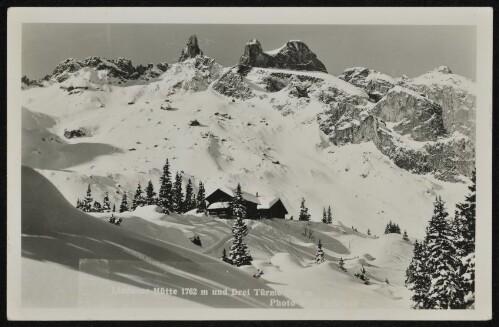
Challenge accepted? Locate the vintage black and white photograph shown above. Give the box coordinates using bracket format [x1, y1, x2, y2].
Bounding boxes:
[7, 7, 492, 320]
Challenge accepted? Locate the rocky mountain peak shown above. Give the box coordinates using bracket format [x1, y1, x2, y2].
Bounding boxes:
[46, 55, 169, 84]
[247, 38, 262, 46]
[179, 35, 204, 62]
[433, 66, 453, 74]
[238, 38, 327, 73]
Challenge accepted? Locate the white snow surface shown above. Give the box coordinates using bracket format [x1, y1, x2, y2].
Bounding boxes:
[22, 166, 416, 308]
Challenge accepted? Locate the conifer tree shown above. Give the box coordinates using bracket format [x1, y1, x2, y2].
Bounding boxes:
[425, 196, 464, 309]
[158, 159, 173, 212]
[82, 185, 94, 212]
[315, 239, 325, 264]
[339, 257, 346, 271]
[119, 193, 129, 213]
[298, 198, 311, 221]
[76, 198, 82, 210]
[454, 170, 476, 307]
[191, 193, 198, 212]
[112, 204, 116, 212]
[196, 181, 207, 213]
[102, 191, 111, 212]
[184, 178, 194, 212]
[227, 215, 252, 266]
[230, 183, 247, 219]
[406, 240, 432, 309]
[173, 172, 184, 213]
[131, 183, 146, 210]
[355, 265, 370, 285]
[384, 221, 392, 234]
[322, 208, 327, 224]
[92, 201, 103, 212]
[367, 229, 371, 236]
[454, 170, 476, 255]
[403, 230, 409, 241]
[327, 206, 333, 224]
[385, 221, 401, 234]
[145, 180, 156, 205]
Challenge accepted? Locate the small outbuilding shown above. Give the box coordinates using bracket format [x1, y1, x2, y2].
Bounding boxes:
[257, 196, 288, 219]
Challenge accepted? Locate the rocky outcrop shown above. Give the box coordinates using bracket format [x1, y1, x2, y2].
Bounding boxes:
[378, 131, 475, 182]
[212, 69, 254, 100]
[333, 114, 388, 145]
[332, 114, 474, 181]
[167, 56, 222, 94]
[339, 65, 476, 142]
[371, 86, 446, 141]
[238, 39, 327, 73]
[46, 57, 169, 84]
[131, 62, 169, 80]
[179, 35, 204, 62]
[401, 66, 476, 141]
[339, 67, 396, 98]
[434, 66, 453, 74]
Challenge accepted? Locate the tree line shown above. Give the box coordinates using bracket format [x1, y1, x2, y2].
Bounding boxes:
[76, 159, 207, 215]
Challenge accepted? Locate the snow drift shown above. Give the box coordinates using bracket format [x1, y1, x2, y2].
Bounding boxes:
[21, 166, 293, 308]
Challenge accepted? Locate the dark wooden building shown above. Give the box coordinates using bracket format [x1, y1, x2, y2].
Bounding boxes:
[205, 187, 287, 220]
[257, 196, 288, 219]
[206, 188, 259, 219]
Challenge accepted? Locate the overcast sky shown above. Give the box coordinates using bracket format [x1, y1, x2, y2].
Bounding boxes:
[22, 24, 476, 80]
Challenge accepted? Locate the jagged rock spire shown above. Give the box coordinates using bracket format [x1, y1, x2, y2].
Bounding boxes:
[179, 35, 204, 62]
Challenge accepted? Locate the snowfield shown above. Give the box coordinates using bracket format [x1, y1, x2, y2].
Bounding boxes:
[23, 166, 414, 309]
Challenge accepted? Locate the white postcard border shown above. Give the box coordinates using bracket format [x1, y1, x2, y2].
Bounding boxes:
[6, 7, 493, 321]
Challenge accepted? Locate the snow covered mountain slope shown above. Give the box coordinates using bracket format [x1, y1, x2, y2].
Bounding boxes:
[103, 205, 415, 308]
[23, 166, 417, 308]
[22, 166, 294, 308]
[21, 39, 470, 238]
[21, 78, 466, 240]
[214, 64, 475, 181]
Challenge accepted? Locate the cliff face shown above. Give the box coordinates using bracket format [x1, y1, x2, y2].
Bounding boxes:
[338, 66, 477, 142]
[238, 39, 328, 73]
[401, 67, 476, 142]
[371, 86, 446, 141]
[333, 114, 474, 181]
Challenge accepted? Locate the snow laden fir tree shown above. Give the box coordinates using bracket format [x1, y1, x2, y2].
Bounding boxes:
[406, 172, 476, 310]
[299, 198, 311, 221]
[315, 239, 325, 264]
[158, 159, 173, 213]
[225, 184, 252, 267]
